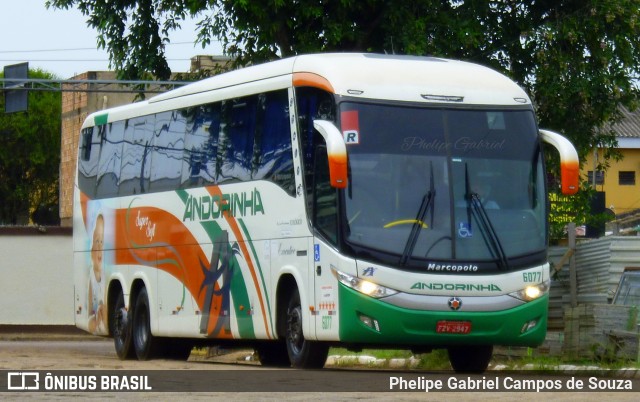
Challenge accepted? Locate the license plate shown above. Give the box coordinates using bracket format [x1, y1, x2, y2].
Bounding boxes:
[436, 320, 472, 334]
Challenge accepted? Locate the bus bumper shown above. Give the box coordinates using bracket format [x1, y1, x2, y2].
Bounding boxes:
[338, 284, 547, 347]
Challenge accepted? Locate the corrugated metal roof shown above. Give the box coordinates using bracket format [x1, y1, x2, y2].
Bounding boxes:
[612, 106, 640, 138]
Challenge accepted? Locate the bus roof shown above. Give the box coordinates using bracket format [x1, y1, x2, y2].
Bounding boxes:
[84, 53, 531, 128]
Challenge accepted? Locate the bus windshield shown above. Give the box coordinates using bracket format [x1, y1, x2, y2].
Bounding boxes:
[341, 102, 546, 272]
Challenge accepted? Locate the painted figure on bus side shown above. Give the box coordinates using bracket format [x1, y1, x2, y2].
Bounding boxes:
[88, 213, 107, 334]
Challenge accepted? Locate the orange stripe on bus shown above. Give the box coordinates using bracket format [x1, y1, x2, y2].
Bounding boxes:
[113, 205, 230, 339]
[293, 72, 335, 93]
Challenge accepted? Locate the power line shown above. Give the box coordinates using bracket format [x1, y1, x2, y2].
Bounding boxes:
[1, 78, 193, 94]
[0, 41, 219, 54]
[0, 58, 193, 62]
[0, 47, 100, 54]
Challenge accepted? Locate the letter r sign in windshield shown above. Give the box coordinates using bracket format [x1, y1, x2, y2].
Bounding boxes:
[341, 110, 360, 144]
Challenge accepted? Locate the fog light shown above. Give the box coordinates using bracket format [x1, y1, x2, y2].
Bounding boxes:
[358, 314, 380, 332]
[520, 319, 538, 334]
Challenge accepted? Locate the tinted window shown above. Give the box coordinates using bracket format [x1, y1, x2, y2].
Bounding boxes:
[182, 104, 220, 189]
[96, 122, 124, 199]
[218, 97, 257, 183]
[119, 117, 153, 196]
[296, 87, 335, 211]
[254, 91, 295, 195]
[78, 127, 100, 198]
[150, 111, 185, 192]
[313, 145, 338, 244]
[80, 90, 296, 199]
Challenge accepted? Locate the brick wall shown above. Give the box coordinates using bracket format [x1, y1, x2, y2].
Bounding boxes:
[59, 72, 136, 226]
[59, 74, 90, 226]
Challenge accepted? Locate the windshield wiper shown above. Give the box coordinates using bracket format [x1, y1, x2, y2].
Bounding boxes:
[401, 161, 435, 266]
[464, 164, 509, 271]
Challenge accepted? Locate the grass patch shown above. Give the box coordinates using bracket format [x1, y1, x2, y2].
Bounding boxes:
[329, 347, 413, 360]
[494, 349, 640, 370]
[328, 347, 451, 370]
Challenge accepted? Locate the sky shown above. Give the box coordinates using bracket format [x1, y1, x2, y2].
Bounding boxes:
[0, 0, 222, 79]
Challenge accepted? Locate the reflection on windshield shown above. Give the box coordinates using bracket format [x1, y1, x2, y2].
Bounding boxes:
[464, 163, 509, 271]
[342, 103, 546, 271]
[400, 161, 435, 266]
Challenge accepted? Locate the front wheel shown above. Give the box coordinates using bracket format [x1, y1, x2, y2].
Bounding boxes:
[447, 345, 493, 373]
[285, 289, 329, 369]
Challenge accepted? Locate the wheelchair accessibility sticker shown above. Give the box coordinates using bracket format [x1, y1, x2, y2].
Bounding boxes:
[458, 222, 473, 238]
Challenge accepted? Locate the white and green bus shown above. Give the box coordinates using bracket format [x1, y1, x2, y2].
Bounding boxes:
[73, 53, 579, 372]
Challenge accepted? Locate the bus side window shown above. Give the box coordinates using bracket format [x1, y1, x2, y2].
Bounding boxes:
[296, 87, 335, 214]
[254, 90, 295, 195]
[96, 122, 124, 199]
[218, 96, 257, 183]
[150, 110, 186, 192]
[182, 104, 219, 189]
[119, 117, 152, 196]
[313, 145, 338, 245]
[78, 127, 100, 199]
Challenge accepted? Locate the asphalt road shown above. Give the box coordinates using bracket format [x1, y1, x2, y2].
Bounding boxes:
[0, 337, 637, 401]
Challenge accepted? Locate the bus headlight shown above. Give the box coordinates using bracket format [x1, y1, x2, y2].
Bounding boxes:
[331, 268, 398, 298]
[509, 280, 550, 302]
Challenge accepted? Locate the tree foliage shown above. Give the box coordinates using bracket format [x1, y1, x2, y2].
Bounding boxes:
[46, 0, 640, 165]
[0, 69, 62, 225]
[45, 1, 640, 233]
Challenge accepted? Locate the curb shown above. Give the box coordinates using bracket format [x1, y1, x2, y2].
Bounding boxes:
[0, 325, 103, 342]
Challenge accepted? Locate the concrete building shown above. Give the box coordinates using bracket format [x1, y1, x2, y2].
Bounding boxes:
[582, 106, 640, 216]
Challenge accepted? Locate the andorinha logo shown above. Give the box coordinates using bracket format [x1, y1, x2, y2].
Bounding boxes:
[411, 282, 502, 292]
[183, 188, 265, 221]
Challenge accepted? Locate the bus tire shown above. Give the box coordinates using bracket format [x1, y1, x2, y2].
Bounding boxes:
[112, 290, 134, 360]
[447, 345, 493, 373]
[132, 287, 160, 360]
[285, 289, 329, 369]
[255, 341, 291, 367]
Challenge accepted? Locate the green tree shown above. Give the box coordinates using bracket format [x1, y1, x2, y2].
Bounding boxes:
[0, 69, 61, 225]
[45, 1, 640, 233]
[46, 1, 640, 164]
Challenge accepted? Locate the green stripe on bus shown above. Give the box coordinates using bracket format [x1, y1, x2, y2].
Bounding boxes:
[200, 220, 255, 339]
[237, 218, 275, 335]
[229, 249, 255, 338]
[94, 113, 108, 125]
[176, 189, 189, 204]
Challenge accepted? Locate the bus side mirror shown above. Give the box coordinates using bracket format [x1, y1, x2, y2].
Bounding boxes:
[313, 120, 348, 189]
[540, 129, 579, 195]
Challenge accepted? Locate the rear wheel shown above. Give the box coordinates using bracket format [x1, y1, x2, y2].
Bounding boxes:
[285, 289, 329, 368]
[112, 290, 134, 360]
[447, 345, 493, 373]
[132, 287, 160, 360]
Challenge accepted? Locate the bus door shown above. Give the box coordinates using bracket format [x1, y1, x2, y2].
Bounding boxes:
[310, 145, 342, 340]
